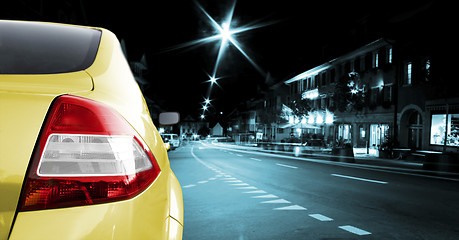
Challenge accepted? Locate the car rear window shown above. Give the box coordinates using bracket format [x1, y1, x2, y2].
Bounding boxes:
[0, 21, 101, 74]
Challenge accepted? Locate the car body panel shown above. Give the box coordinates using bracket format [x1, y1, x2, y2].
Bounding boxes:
[0, 85, 92, 239]
[0, 71, 93, 94]
[0, 22, 182, 239]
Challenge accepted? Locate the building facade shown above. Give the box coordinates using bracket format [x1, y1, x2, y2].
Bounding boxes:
[284, 39, 395, 153]
[282, 31, 457, 157]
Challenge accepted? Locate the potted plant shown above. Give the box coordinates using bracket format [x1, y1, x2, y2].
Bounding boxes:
[331, 138, 355, 163]
[378, 136, 394, 159]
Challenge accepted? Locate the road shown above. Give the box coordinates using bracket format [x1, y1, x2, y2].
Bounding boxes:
[169, 141, 459, 240]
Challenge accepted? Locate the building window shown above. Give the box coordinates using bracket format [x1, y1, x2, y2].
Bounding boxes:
[387, 47, 392, 64]
[370, 87, 379, 105]
[324, 73, 327, 86]
[424, 58, 431, 81]
[354, 57, 360, 72]
[383, 85, 392, 102]
[373, 52, 379, 68]
[405, 62, 412, 85]
[365, 53, 372, 71]
[330, 68, 335, 83]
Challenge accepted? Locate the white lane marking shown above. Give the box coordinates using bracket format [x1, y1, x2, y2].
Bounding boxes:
[261, 199, 291, 204]
[197, 181, 208, 184]
[276, 163, 298, 169]
[243, 190, 266, 194]
[251, 194, 278, 199]
[339, 225, 371, 236]
[250, 158, 262, 161]
[236, 154, 243, 157]
[273, 205, 307, 210]
[208, 178, 216, 180]
[236, 186, 257, 189]
[222, 177, 237, 180]
[309, 214, 333, 221]
[225, 180, 243, 183]
[231, 183, 249, 186]
[331, 174, 388, 184]
[183, 184, 196, 188]
[224, 175, 232, 177]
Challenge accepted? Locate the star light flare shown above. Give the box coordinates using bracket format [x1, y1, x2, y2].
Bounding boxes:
[184, 1, 274, 120]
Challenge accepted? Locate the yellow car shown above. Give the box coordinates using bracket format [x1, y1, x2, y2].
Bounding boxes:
[0, 20, 183, 239]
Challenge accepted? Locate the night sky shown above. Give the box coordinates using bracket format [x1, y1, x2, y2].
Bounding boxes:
[6, 0, 447, 120]
[86, 1, 376, 118]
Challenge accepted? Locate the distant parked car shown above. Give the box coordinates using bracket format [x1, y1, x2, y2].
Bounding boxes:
[161, 133, 181, 150]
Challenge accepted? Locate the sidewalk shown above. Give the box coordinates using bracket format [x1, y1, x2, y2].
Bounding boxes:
[210, 141, 459, 179]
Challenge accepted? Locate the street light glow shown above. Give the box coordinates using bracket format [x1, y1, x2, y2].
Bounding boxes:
[163, 1, 274, 119]
[196, 1, 269, 78]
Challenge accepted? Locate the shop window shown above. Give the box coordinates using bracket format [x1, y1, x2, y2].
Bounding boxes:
[430, 113, 459, 147]
[370, 124, 389, 148]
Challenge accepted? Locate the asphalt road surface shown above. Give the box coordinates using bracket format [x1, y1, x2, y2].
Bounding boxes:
[169, 141, 459, 240]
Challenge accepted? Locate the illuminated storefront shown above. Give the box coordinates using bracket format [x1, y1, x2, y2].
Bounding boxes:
[426, 99, 459, 151]
[430, 113, 459, 147]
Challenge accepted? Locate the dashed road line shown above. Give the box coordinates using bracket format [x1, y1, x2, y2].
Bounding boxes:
[236, 186, 257, 189]
[236, 154, 244, 157]
[309, 214, 333, 221]
[251, 194, 278, 199]
[225, 180, 243, 183]
[339, 225, 372, 236]
[243, 190, 266, 194]
[190, 145, 375, 237]
[273, 205, 307, 211]
[331, 173, 388, 184]
[261, 199, 291, 204]
[230, 183, 250, 186]
[276, 163, 298, 169]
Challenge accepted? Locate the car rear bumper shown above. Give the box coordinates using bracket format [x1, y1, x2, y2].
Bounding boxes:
[9, 171, 183, 240]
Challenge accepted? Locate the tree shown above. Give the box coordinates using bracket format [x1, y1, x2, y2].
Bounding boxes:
[332, 72, 366, 113]
[290, 94, 313, 118]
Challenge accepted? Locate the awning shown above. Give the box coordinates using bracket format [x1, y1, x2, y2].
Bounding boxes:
[278, 122, 321, 129]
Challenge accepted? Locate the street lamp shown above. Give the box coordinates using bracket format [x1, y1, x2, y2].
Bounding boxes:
[210, 76, 217, 85]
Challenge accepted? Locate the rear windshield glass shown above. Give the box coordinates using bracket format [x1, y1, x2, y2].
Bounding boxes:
[0, 21, 101, 74]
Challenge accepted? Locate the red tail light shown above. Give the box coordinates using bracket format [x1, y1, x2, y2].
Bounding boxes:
[19, 95, 161, 211]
